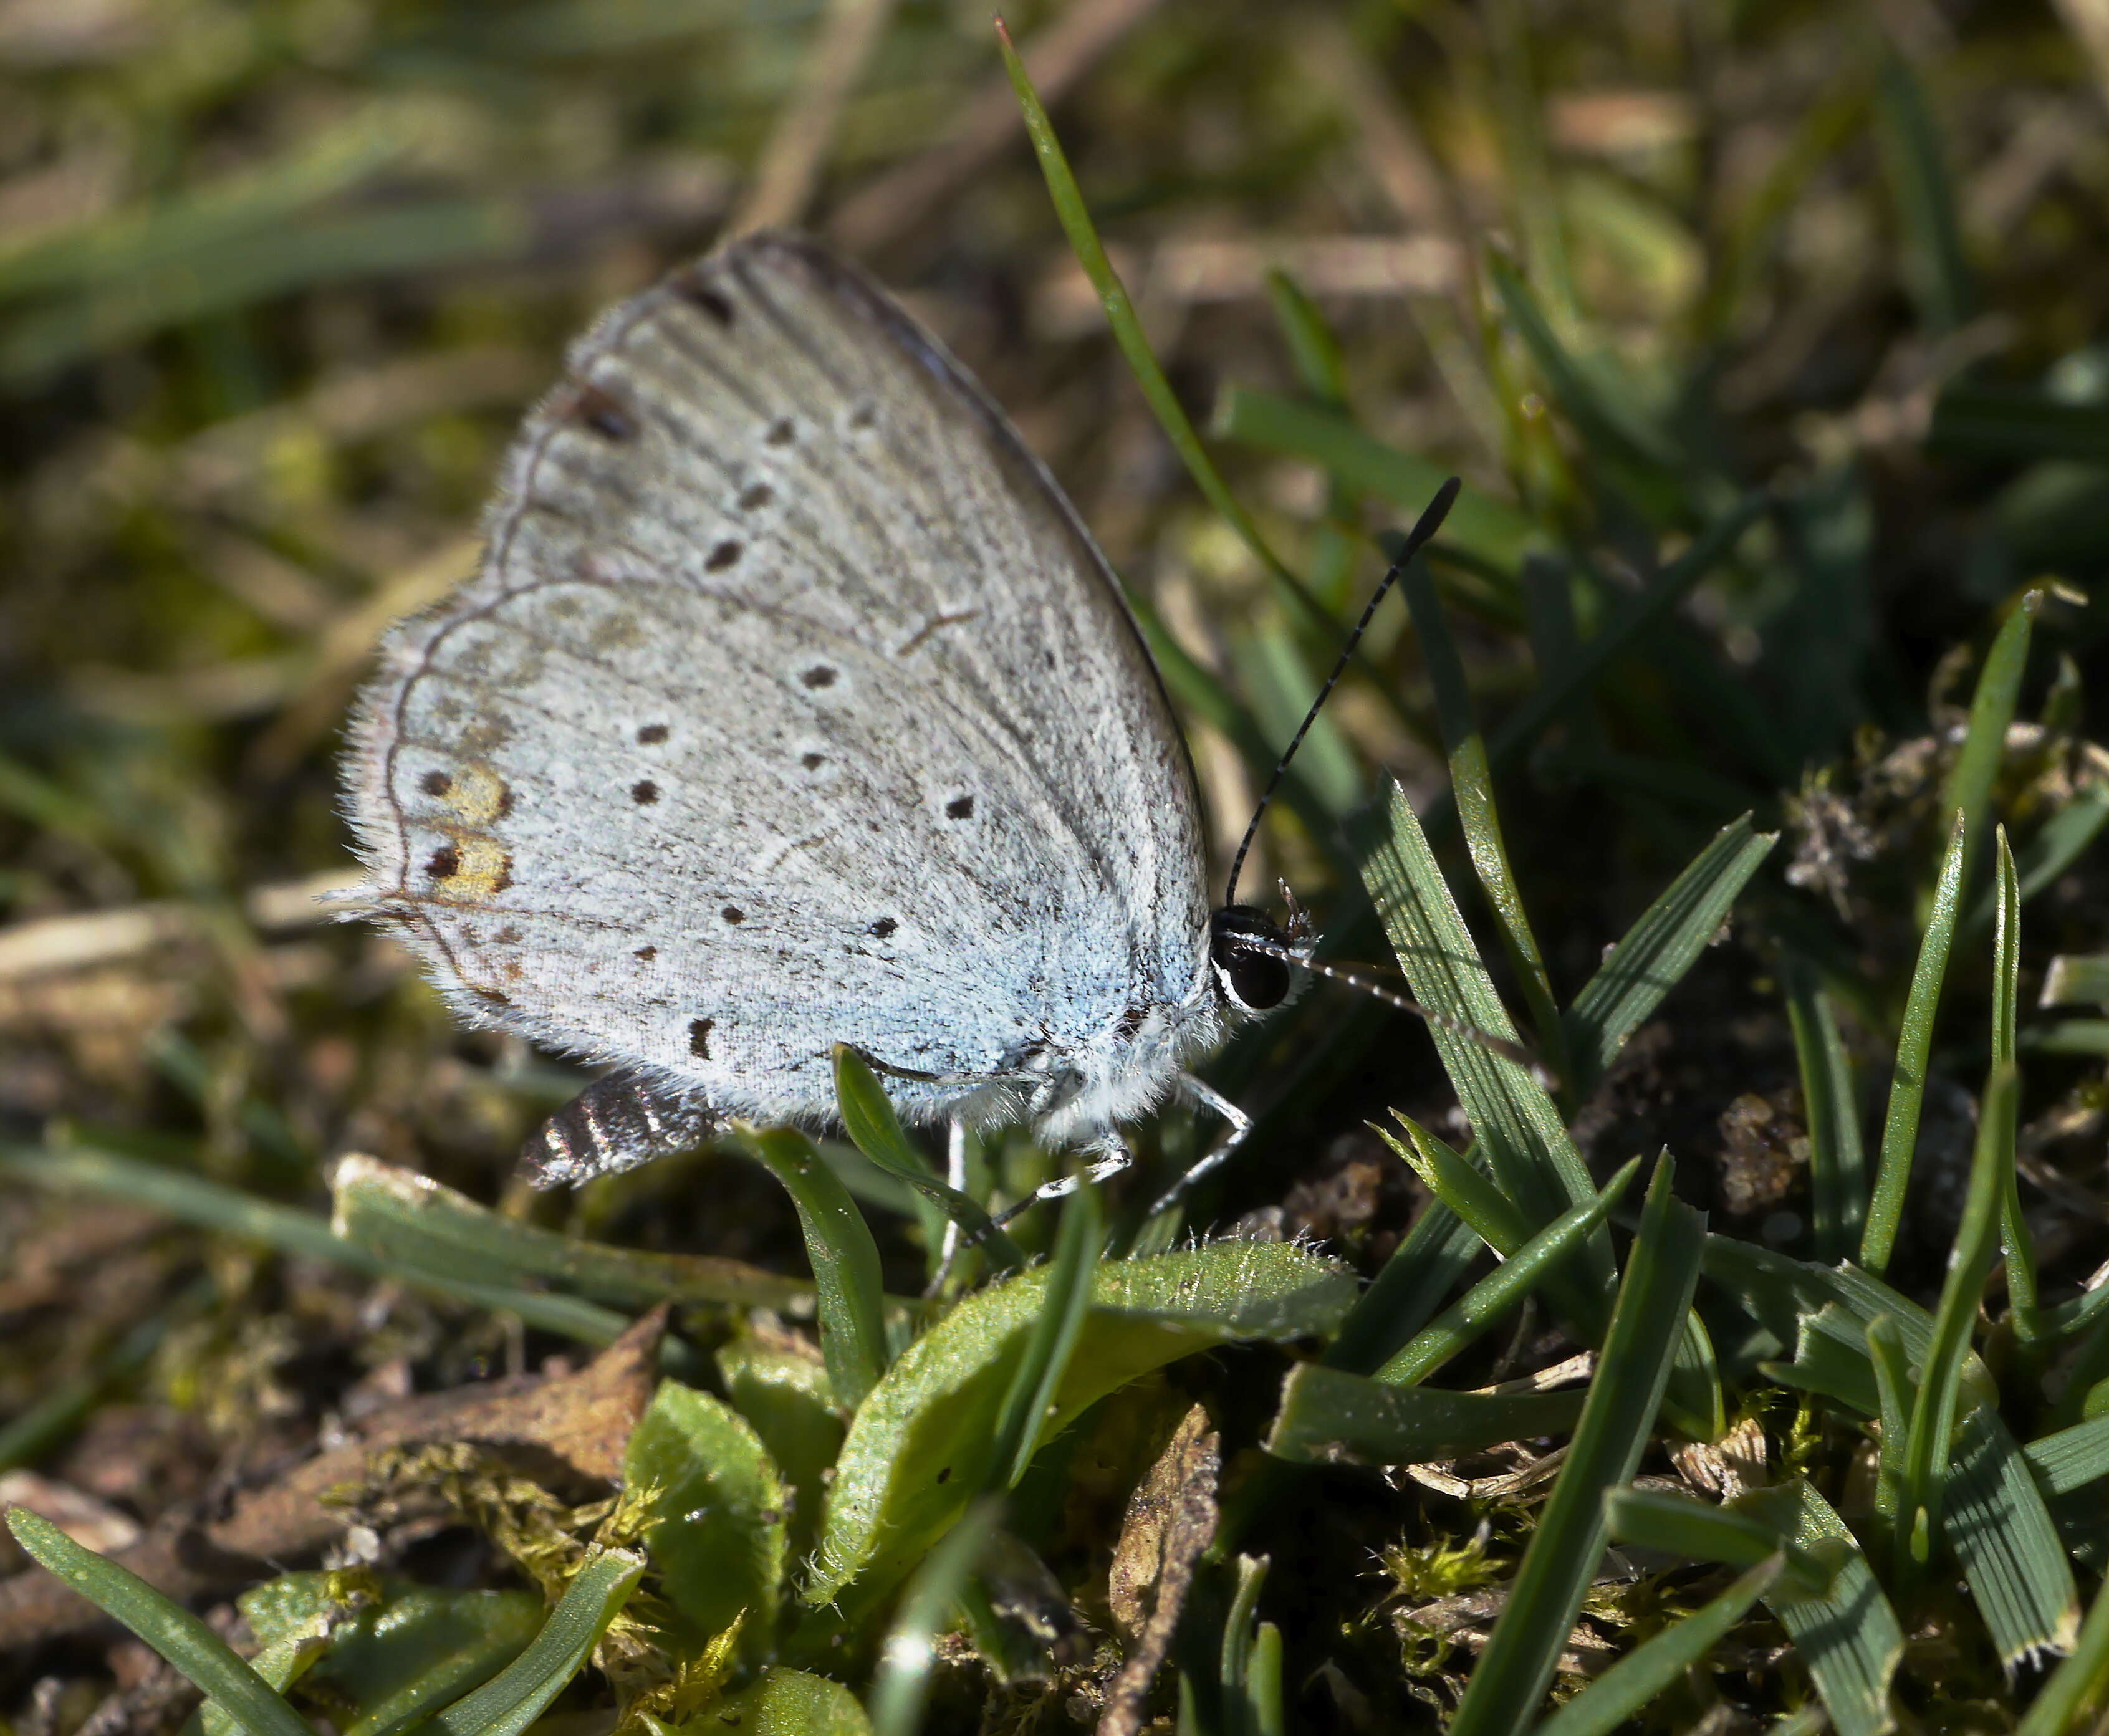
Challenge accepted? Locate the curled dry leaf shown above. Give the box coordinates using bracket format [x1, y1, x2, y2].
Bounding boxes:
[0, 1307, 664, 1649]
[1099, 1403, 1219, 1736]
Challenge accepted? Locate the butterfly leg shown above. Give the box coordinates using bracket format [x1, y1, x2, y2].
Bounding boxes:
[1145, 1075, 1254, 1217]
[923, 1118, 974, 1293]
[987, 1131, 1135, 1229]
[521, 1069, 719, 1187]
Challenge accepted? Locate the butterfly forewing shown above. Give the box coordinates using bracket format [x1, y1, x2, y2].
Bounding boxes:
[347, 234, 1211, 1125]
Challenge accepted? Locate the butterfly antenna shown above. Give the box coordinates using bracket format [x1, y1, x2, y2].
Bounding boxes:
[1223, 476, 1463, 908]
[1224, 935, 1555, 1088]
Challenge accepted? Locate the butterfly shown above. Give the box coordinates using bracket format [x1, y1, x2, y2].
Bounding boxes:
[345, 231, 1452, 1216]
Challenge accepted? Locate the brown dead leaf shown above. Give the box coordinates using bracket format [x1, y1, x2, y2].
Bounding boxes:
[0, 1305, 663, 1650]
[1100, 1403, 1219, 1736]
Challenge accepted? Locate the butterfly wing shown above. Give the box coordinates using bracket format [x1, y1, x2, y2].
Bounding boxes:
[345, 234, 1212, 1131]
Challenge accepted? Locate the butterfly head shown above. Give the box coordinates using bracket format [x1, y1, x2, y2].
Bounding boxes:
[1208, 901, 1313, 1014]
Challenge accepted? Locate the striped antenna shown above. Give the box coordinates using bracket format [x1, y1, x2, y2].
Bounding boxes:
[1222, 476, 1462, 908]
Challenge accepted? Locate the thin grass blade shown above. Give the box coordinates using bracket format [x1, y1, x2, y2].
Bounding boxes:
[866, 1497, 999, 1736]
[833, 1047, 1023, 1272]
[1265, 1366, 1585, 1467]
[735, 1125, 891, 1409]
[2017, 1571, 2109, 1735]
[1896, 1062, 2019, 1594]
[1862, 810, 1965, 1273]
[987, 1184, 1100, 1489]
[430, 1548, 645, 1736]
[1446, 1158, 1705, 1736]
[1938, 590, 2040, 910]
[1991, 829, 2040, 1335]
[1562, 815, 1777, 1098]
[1944, 1406, 2079, 1668]
[1530, 1555, 1784, 1736]
[1784, 956, 1868, 1263]
[1375, 1158, 1640, 1387]
[4, 1508, 315, 1736]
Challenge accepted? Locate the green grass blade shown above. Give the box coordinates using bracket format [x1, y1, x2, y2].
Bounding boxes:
[1486, 494, 1770, 776]
[1991, 829, 2040, 1336]
[1400, 552, 1564, 1066]
[1964, 785, 2109, 938]
[1938, 591, 2040, 911]
[1562, 815, 1777, 1098]
[832, 1046, 1023, 1272]
[1446, 1158, 1705, 1736]
[1784, 957, 1868, 1264]
[1353, 782, 1609, 1297]
[1531, 1555, 1784, 1736]
[1381, 1117, 1532, 1255]
[1375, 1158, 1640, 1388]
[430, 1548, 645, 1736]
[1874, 51, 1972, 333]
[5, 1508, 315, 1736]
[2025, 1414, 2109, 1495]
[865, 1497, 999, 1736]
[1265, 1366, 1585, 1467]
[1213, 386, 1540, 575]
[996, 22, 1315, 621]
[3, 1141, 635, 1345]
[1944, 1406, 2080, 1668]
[2042, 952, 2109, 1008]
[2016, 1570, 2109, 1735]
[1929, 385, 2109, 465]
[330, 1153, 816, 1314]
[1862, 810, 1966, 1273]
[736, 1126, 891, 1410]
[1603, 1487, 1828, 1591]
[1895, 1062, 2019, 1596]
[987, 1184, 1100, 1489]
[1868, 1313, 1911, 1531]
[1320, 1199, 1482, 1377]
[1739, 1481, 1904, 1736]
[1485, 254, 1682, 476]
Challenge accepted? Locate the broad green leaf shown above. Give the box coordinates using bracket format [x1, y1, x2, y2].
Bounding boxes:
[709, 1667, 872, 1735]
[807, 1242, 1353, 1608]
[717, 1335, 844, 1561]
[736, 1126, 890, 1411]
[1562, 815, 1777, 1098]
[625, 1379, 788, 1655]
[6, 1508, 314, 1736]
[1532, 1556, 1784, 1736]
[1265, 1365, 1585, 1467]
[1862, 811, 1966, 1274]
[428, 1548, 644, 1736]
[1446, 1159, 1704, 1736]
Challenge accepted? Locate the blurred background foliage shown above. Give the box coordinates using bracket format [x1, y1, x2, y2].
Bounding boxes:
[2, 0, 2108, 1727]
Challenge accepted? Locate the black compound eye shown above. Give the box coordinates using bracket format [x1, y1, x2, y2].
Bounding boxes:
[1211, 907, 1293, 1010]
